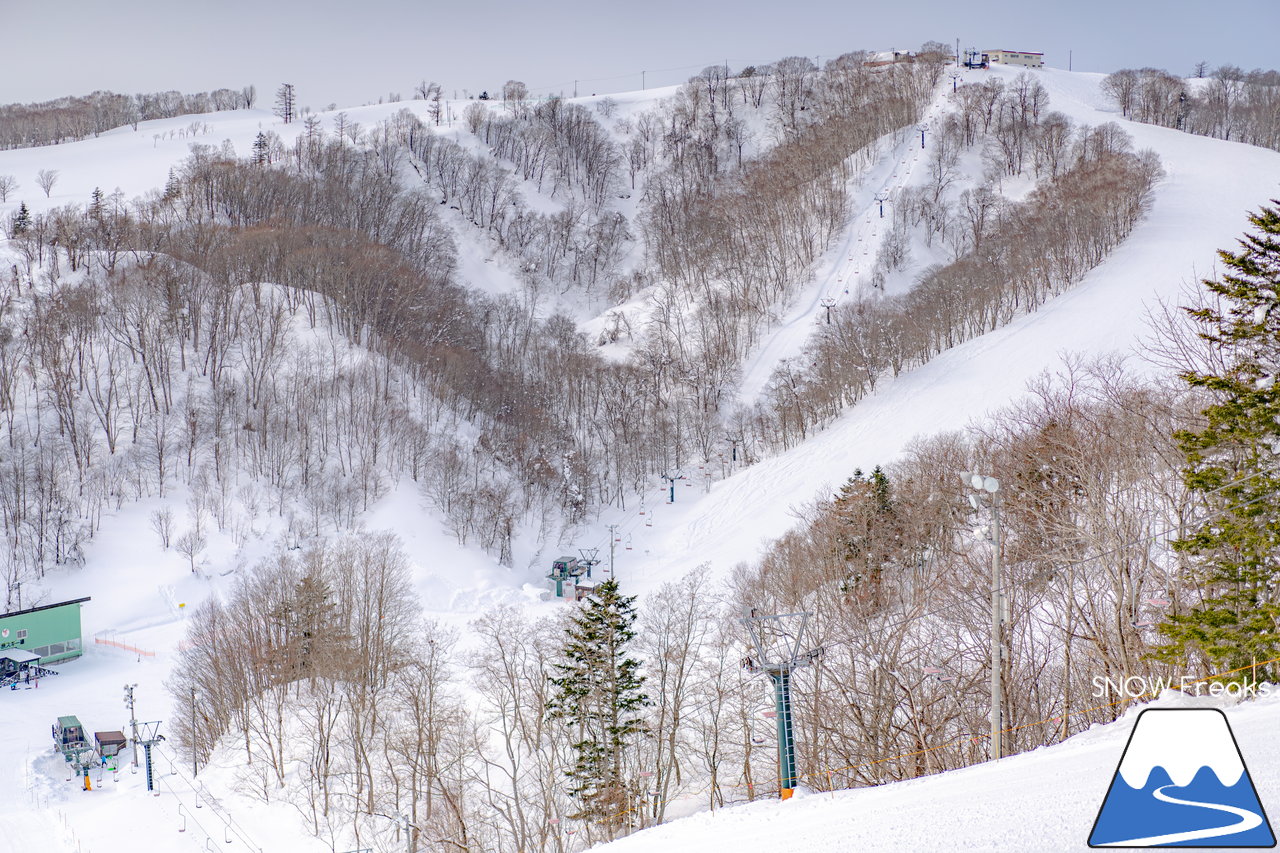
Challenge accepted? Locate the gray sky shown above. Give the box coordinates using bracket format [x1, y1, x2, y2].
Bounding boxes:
[4, 0, 1276, 108]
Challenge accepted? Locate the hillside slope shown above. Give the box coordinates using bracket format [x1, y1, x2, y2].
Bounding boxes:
[606, 64, 1280, 598]
[598, 691, 1280, 853]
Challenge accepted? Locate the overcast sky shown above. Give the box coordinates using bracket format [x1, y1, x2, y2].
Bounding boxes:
[4, 0, 1276, 109]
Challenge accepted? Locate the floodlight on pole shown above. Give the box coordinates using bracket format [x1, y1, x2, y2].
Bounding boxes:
[740, 609, 822, 799]
[959, 471, 1004, 761]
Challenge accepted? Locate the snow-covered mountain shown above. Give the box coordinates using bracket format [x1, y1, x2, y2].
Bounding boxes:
[3, 57, 1280, 853]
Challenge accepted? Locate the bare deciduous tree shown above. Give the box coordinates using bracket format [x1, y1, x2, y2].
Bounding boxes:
[36, 168, 59, 197]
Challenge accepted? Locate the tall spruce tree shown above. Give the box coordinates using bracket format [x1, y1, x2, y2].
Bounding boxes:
[10, 202, 30, 236]
[1156, 202, 1280, 678]
[546, 578, 649, 834]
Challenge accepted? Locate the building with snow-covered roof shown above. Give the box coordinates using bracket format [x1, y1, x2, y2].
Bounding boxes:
[986, 49, 1044, 68]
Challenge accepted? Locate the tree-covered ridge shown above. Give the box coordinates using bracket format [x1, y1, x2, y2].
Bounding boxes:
[0, 86, 257, 149]
[1102, 65, 1280, 151]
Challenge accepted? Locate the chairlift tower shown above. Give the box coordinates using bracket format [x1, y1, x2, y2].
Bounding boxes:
[577, 547, 601, 578]
[873, 190, 889, 219]
[740, 610, 822, 799]
[661, 471, 685, 503]
[138, 720, 164, 792]
[819, 297, 837, 325]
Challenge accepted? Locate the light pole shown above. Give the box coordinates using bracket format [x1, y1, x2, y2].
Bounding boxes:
[959, 471, 1004, 761]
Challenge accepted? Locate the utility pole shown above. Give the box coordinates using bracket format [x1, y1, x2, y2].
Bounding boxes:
[740, 610, 822, 799]
[606, 525, 618, 576]
[959, 472, 1004, 761]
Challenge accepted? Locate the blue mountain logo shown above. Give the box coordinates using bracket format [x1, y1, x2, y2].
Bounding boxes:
[1089, 708, 1275, 847]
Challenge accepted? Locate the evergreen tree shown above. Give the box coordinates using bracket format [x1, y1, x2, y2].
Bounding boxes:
[832, 465, 903, 600]
[162, 169, 181, 202]
[1156, 202, 1280, 678]
[546, 578, 649, 834]
[252, 131, 270, 165]
[10, 202, 31, 236]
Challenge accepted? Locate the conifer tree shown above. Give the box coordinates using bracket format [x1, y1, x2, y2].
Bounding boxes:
[1156, 202, 1280, 678]
[832, 466, 904, 599]
[10, 202, 31, 236]
[546, 578, 649, 834]
[252, 132, 268, 165]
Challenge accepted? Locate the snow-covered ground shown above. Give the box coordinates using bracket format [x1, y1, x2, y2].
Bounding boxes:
[598, 691, 1280, 853]
[3, 61, 1280, 853]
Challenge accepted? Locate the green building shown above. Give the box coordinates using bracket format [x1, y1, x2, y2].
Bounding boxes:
[0, 597, 90, 668]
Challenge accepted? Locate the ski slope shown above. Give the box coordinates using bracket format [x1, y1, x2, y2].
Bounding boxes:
[612, 64, 1280, 597]
[598, 691, 1280, 853]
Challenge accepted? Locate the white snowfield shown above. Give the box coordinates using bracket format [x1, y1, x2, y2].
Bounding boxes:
[2, 62, 1280, 853]
[599, 693, 1280, 853]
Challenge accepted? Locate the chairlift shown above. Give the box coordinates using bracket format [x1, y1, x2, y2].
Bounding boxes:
[752, 734, 767, 744]
[762, 710, 777, 719]
[1132, 620, 1154, 628]
[1144, 598, 1170, 607]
